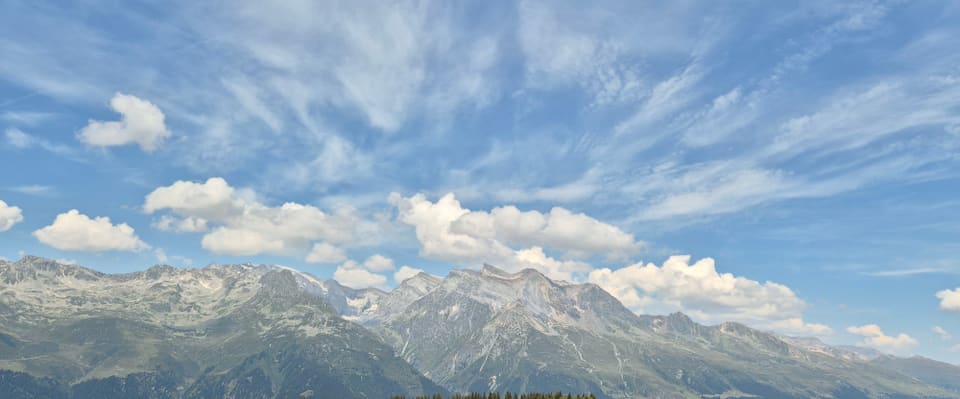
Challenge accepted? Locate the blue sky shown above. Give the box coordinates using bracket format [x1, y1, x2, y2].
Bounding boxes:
[1, 0, 959, 362]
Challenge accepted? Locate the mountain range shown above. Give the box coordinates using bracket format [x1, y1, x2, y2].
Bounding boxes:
[0, 256, 957, 399]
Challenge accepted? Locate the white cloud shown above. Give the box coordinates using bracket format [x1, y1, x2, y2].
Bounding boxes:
[451, 205, 640, 259]
[204, 1, 498, 134]
[151, 215, 209, 233]
[145, 177, 362, 257]
[636, 165, 797, 221]
[4, 128, 32, 148]
[864, 267, 947, 277]
[937, 288, 960, 312]
[272, 135, 374, 189]
[613, 61, 705, 137]
[587, 255, 821, 332]
[391, 192, 514, 262]
[588, 27, 960, 226]
[201, 227, 284, 257]
[33, 209, 149, 252]
[4, 128, 76, 157]
[517, 0, 645, 105]
[933, 326, 952, 341]
[394, 265, 425, 283]
[328, 254, 398, 288]
[0, 111, 55, 126]
[221, 77, 283, 133]
[766, 81, 960, 162]
[304, 242, 347, 264]
[6, 185, 55, 196]
[154, 248, 168, 263]
[681, 87, 756, 147]
[333, 260, 388, 290]
[154, 248, 193, 266]
[767, 318, 834, 336]
[78, 93, 170, 152]
[513, 246, 591, 282]
[390, 192, 627, 280]
[362, 254, 395, 272]
[392, 191, 638, 259]
[143, 177, 239, 220]
[847, 324, 918, 353]
[0, 200, 24, 232]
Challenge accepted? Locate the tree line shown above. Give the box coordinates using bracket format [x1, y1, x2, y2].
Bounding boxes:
[390, 393, 598, 399]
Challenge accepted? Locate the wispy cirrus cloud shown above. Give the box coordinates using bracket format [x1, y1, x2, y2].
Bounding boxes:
[862, 268, 951, 277]
[4, 185, 56, 196]
[3, 128, 78, 159]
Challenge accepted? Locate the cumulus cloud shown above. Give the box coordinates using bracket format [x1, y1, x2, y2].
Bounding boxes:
[394, 265, 425, 283]
[390, 192, 635, 280]
[847, 324, 918, 353]
[333, 260, 388, 290]
[78, 93, 170, 152]
[587, 255, 825, 333]
[937, 288, 960, 312]
[0, 199, 24, 232]
[328, 254, 401, 289]
[33, 209, 149, 252]
[513, 246, 592, 282]
[143, 177, 239, 220]
[933, 326, 952, 341]
[201, 227, 284, 256]
[451, 205, 640, 259]
[304, 242, 347, 264]
[362, 254, 396, 272]
[388, 195, 827, 335]
[145, 177, 361, 257]
[391, 192, 513, 262]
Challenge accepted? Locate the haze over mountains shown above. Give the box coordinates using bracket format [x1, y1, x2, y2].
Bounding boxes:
[0, 256, 957, 399]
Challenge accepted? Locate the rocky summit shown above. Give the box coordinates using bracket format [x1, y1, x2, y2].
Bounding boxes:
[323, 264, 960, 399]
[0, 256, 444, 399]
[0, 256, 957, 399]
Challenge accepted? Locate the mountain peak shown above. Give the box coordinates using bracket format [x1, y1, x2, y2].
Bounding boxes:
[143, 264, 180, 278]
[480, 262, 509, 276]
[398, 271, 442, 293]
[478, 263, 551, 282]
[3, 255, 102, 283]
[15, 255, 78, 269]
[14, 254, 50, 263]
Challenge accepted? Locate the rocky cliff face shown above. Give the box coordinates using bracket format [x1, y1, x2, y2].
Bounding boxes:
[0, 256, 445, 399]
[1, 256, 956, 399]
[330, 264, 958, 399]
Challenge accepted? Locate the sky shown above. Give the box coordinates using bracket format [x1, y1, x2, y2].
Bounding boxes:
[0, 0, 959, 362]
